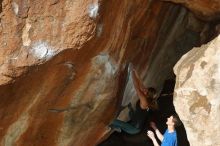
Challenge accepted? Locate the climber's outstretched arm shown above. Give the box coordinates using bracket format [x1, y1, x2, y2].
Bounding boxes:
[130, 67, 148, 108]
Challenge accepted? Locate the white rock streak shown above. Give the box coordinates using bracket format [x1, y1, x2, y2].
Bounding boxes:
[1, 90, 45, 146]
[93, 53, 117, 76]
[11, 2, 19, 15]
[96, 24, 103, 37]
[22, 20, 31, 47]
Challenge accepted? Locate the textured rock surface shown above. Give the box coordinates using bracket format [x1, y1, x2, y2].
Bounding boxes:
[174, 35, 220, 146]
[0, 0, 220, 146]
[163, 0, 220, 20]
[0, 0, 168, 146]
[0, 0, 97, 84]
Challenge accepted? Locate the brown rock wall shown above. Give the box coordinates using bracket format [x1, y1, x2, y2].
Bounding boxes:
[0, 0, 96, 84]
[163, 0, 220, 20]
[0, 0, 220, 146]
[0, 0, 160, 146]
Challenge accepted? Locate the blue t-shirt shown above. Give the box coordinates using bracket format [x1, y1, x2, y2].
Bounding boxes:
[161, 129, 177, 146]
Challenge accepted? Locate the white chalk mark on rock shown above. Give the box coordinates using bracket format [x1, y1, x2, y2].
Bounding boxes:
[30, 41, 57, 60]
[88, 3, 99, 19]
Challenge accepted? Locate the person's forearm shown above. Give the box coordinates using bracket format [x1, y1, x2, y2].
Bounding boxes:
[151, 138, 160, 146]
[131, 70, 146, 101]
[131, 69, 140, 88]
[155, 129, 164, 142]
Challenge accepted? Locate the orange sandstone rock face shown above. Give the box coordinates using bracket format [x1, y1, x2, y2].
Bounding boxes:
[0, 0, 168, 146]
[0, 0, 96, 84]
[0, 0, 219, 146]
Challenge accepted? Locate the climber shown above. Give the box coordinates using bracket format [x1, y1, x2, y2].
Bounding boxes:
[109, 63, 158, 134]
[147, 114, 182, 146]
